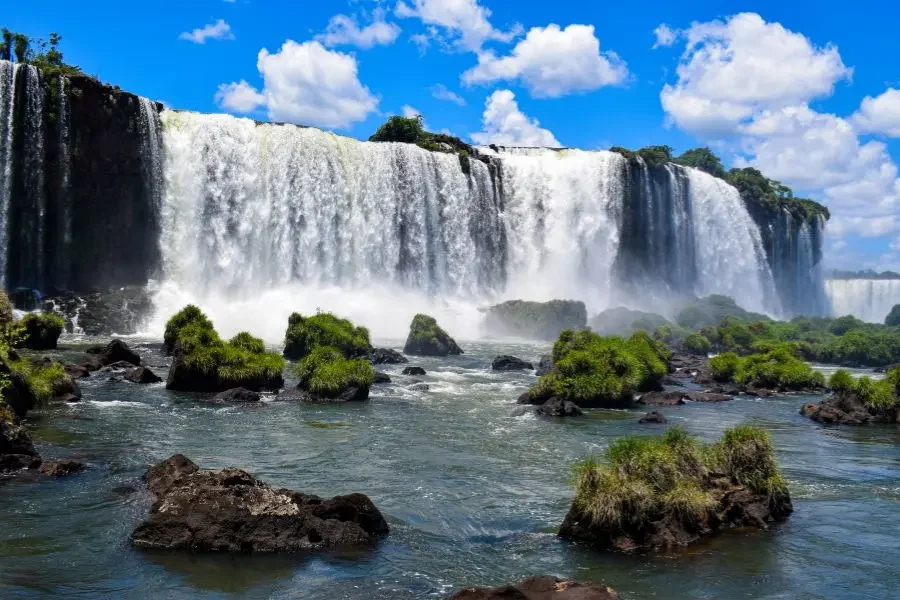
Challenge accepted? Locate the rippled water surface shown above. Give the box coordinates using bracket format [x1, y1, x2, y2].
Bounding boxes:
[2, 337, 899, 599]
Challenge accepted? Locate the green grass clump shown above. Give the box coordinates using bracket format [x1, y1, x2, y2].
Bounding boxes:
[283, 312, 371, 360]
[407, 313, 446, 346]
[164, 305, 214, 354]
[828, 369, 855, 393]
[10, 360, 71, 404]
[853, 375, 897, 411]
[0, 291, 13, 329]
[530, 329, 668, 406]
[11, 312, 65, 349]
[229, 331, 266, 354]
[294, 346, 374, 397]
[683, 332, 712, 355]
[710, 345, 824, 390]
[710, 425, 788, 497]
[710, 352, 741, 382]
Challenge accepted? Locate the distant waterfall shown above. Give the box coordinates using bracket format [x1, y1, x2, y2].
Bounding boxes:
[826, 279, 900, 323]
[0, 61, 17, 286]
[55, 75, 72, 288]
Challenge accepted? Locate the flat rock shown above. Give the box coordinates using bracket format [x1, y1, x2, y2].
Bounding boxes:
[130, 454, 389, 552]
[125, 367, 163, 384]
[211, 387, 261, 403]
[402, 366, 426, 376]
[536, 397, 583, 417]
[448, 576, 620, 600]
[638, 391, 731, 405]
[491, 355, 534, 371]
[639, 411, 668, 424]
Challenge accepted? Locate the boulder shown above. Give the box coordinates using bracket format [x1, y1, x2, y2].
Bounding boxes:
[125, 367, 163, 384]
[0, 365, 37, 418]
[638, 391, 732, 405]
[39, 459, 87, 477]
[639, 411, 668, 424]
[403, 314, 463, 357]
[536, 397, 583, 417]
[801, 392, 899, 425]
[130, 454, 389, 552]
[64, 364, 91, 379]
[293, 385, 370, 404]
[448, 576, 620, 600]
[374, 372, 392, 384]
[368, 348, 408, 365]
[491, 355, 534, 371]
[535, 354, 554, 377]
[402, 366, 427, 376]
[0, 419, 41, 474]
[211, 387, 261, 403]
[166, 343, 284, 393]
[100, 360, 138, 373]
[482, 299, 588, 341]
[87, 339, 141, 367]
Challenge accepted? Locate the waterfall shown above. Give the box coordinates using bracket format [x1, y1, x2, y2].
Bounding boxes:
[825, 279, 900, 323]
[0, 61, 17, 286]
[138, 97, 163, 215]
[55, 75, 72, 289]
[20, 64, 45, 290]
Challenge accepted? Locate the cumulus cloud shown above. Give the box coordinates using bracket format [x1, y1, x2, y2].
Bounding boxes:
[652, 24, 677, 49]
[462, 24, 628, 98]
[315, 8, 401, 49]
[401, 104, 421, 118]
[851, 88, 900, 137]
[470, 89, 560, 147]
[394, 0, 520, 52]
[215, 40, 378, 129]
[431, 83, 466, 106]
[660, 12, 851, 136]
[179, 19, 235, 44]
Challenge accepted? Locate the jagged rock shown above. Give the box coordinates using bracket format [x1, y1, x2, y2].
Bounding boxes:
[39, 459, 86, 477]
[125, 367, 162, 384]
[448, 576, 620, 600]
[638, 391, 732, 405]
[536, 397, 583, 417]
[639, 411, 668, 424]
[801, 392, 900, 425]
[374, 372, 391, 384]
[44, 288, 153, 336]
[408, 383, 430, 392]
[535, 354, 554, 376]
[403, 314, 463, 357]
[87, 339, 141, 367]
[130, 454, 389, 552]
[402, 366, 427, 376]
[211, 387, 261, 403]
[368, 348, 408, 365]
[491, 355, 534, 371]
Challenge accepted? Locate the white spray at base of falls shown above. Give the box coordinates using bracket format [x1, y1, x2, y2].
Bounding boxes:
[825, 279, 900, 323]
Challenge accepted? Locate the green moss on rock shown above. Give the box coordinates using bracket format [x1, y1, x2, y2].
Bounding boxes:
[283, 312, 371, 360]
[403, 314, 463, 357]
[13, 312, 65, 350]
[294, 346, 375, 402]
[164, 305, 214, 355]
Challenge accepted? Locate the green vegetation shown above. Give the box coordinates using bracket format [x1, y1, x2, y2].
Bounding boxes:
[571, 426, 787, 529]
[828, 369, 855, 393]
[849, 370, 899, 411]
[885, 304, 900, 327]
[404, 313, 462, 356]
[294, 346, 374, 398]
[229, 331, 266, 354]
[682, 332, 711, 355]
[9, 359, 70, 404]
[483, 299, 586, 341]
[590, 306, 671, 337]
[528, 329, 668, 406]
[368, 115, 478, 171]
[610, 145, 673, 167]
[710, 344, 824, 390]
[12, 312, 65, 350]
[673, 147, 727, 179]
[283, 312, 371, 360]
[164, 304, 214, 354]
[676, 295, 768, 330]
[710, 352, 742, 382]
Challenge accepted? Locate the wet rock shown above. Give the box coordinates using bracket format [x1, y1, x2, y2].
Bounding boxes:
[100, 360, 138, 373]
[0, 419, 41, 474]
[211, 387, 261, 403]
[44, 287, 153, 337]
[373, 372, 391, 384]
[491, 355, 534, 371]
[402, 366, 427, 376]
[536, 397, 583, 417]
[64, 364, 91, 379]
[639, 411, 668, 424]
[368, 348, 408, 365]
[57, 393, 80, 403]
[39, 459, 86, 477]
[801, 392, 899, 425]
[638, 391, 732, 405]
[131, 454, 389, 552]
[87, 339, 141, 367]
[125, 367, 163, 384]
[535, 354, 554, 377]
[448, 576, 620, 600]
[408, 383, 430, 392]
[166, 343, 284, 393]
[403, 314, 463, 357]
[0, 365, 37, 418]
[285, 386, 369, 404]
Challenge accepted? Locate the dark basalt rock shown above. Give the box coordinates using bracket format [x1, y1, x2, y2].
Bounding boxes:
[166, 343, 284, 393]
[801, 392, 900, 425]
[535, 397, 583, 417]
[101, 360, 139, 373]
[287, 385, 370, 404]
[408, 383, 430, 392]
[45, 287, 153, 336]
[39, 459, 87, 477]
[491, 355, 534, 371]
[125, 367, 163, 384]
[639, 411, 668, 424]
[638, 391, 732, 405]
[448, 576, 620, 600]
[0, 366, 37, 418]
[374, 372, 391, 384]
[402, 366, 426, 376]
[0, 418, 41, 475]
[535, 354, 554, 377]
[130, 454, 389, 552]
[211, 387, 261, 403]
[403, 314, 463, 357]
[368, 348, 408, 365]
[87, 339, 141, 367]
[64, 364, 91, 379]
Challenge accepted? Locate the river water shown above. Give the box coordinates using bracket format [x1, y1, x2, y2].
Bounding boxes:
[1, 337, 898, 599]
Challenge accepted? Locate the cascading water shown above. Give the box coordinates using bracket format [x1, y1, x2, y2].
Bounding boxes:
[16, 64, 45, 290]
[138, 97, 163, 216]
[55, 75, 72, 289]
[0, 60, 17, 286]
[825, 279, 900, 323]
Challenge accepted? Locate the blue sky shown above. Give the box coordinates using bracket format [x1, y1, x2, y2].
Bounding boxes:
[6, 0, 900, 270]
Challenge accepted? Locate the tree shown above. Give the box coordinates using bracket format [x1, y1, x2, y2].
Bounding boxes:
[369, 115, 425, 144]
[886, 304, 900, 327]
[12, 33, 29, 63]
[673, 147, 727, 179]
[0, 29, 11, 61]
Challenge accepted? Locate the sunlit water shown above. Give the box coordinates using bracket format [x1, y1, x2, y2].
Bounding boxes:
[2, 337, 898, 599]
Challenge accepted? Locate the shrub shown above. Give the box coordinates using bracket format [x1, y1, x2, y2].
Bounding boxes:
[709, 352, 741, 382]
[10, 359, 71, 404]
[229, 331, 266, 354]
[164, 305, 214, 354]
[885, 304, 900, 327]
[710, 425, 787, 497]
[294, 346, 374, 397]
[12, 312, 65, 350]
[0, 291, 13, 329]
[828, 369, 854, 393]
[283, 312, 371, 360]
[368, 115, 426, 144]
[735, 345, 824, 390]
[683, 333, 711, 355]
[854, 375, 897, 411]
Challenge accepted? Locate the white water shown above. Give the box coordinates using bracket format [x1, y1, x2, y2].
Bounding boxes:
[23, 64, 45, 285]
[0, 60, 17, 286]
[825, 279, 900, 323]
[138, 97, 163, 214]
[57, 75, 72, 286]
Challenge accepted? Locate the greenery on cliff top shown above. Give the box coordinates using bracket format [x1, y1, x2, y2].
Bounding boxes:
[572, 426, 788, 529]
[283, 312, 371, 361]
[1, 28, 83, 78]
[369, 115, 476, 172]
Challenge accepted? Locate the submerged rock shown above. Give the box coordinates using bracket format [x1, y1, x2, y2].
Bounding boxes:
[125, 367, 162, 384]
[403, 314, 463, 357]
[448, 576, 620, 600]
[374, 372, 392, 384]
[639, 411, 668, 424]
[801, 392, 900, 425]
[39, 459, 87, 477]
[130, 454, 389, 552]
[536, 397, 583, 417]
[491, 355, 534, 371]
[211, 387, 261, 403]
[368, 348, 408, 365]
[402, 366, 427, 376]
[408, 383, 430, 392]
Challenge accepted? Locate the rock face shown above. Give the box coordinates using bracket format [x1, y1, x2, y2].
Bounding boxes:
[0, 418, 41, 474]
[536, 397, 583, 417]
[403, 314, 463, 357]
[482, 299, 588, 341]
[491, 355, 534, 371]
[39, 459, 86, 477]
[535, 354, 554, 377]
[368, 348, 408, 365]
[131, 454, 389, 552]
[638, 390, 732, 405]
[402, 366, 427, 376]
[125, 367, 162, 384]
[448, 576, 620, 600]
[801, 392, 900, 425]
[45, 287, 153, 336]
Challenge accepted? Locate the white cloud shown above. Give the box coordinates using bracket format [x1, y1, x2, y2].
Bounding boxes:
[179, 19, 235, 44]
[394, 0, 520, 52]
[431, 83, 466, 106]
[401, 104, 421, 118]
[470, 89, 560, 147]
[660, 12, 851, 135]
[410, 33, 430, 54]
[462, 24, 628, 98]
[851, 88, 900, 137]
[652, 24, 677, 49]
[216, 40, 378, 129]
[315, 8, 401, 49]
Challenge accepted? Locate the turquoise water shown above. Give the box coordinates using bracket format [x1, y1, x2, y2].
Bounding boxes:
[1, 338, 898, 599]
